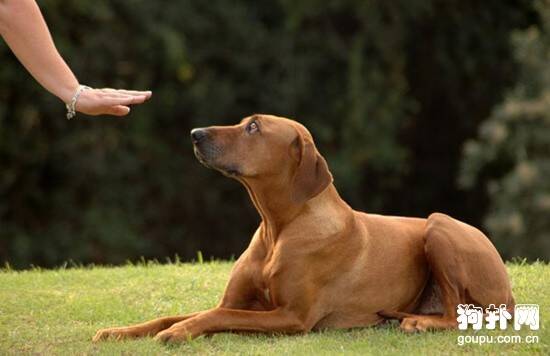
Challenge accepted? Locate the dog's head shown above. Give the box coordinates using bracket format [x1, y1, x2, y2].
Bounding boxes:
[191, 114, 332, 204]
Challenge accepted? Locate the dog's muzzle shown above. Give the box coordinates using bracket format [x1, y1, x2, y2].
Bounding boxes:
[191, 128, 213, 166]
[190, 127, 241, 177]
[191, 128, 208, 145]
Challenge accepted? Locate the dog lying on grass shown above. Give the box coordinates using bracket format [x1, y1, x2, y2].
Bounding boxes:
[94, 114, 514, 343]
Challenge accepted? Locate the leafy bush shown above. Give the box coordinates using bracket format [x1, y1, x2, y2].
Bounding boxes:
[0, 0, 534, 267]
[460, 0, 550, 261]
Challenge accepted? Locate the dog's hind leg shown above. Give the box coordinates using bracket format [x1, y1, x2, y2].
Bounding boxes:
[394, 213, 514, 332]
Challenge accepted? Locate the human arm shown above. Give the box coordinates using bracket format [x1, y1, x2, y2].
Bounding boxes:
[0, 0, 151, 117]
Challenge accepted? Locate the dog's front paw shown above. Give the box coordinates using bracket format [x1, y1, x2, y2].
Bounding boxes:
[92, 327, 134, 342]
[154, 327, 191, 344]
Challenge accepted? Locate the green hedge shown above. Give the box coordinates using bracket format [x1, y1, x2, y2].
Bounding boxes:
[460, 0, 550, 261]
[0, 0, 535, 267]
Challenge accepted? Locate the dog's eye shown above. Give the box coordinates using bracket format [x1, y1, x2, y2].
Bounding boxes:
[247, 121, 259, 134]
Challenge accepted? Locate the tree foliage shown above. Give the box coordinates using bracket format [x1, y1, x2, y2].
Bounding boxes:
[0, 0, 535, 267]
[460, 0, 550, 261]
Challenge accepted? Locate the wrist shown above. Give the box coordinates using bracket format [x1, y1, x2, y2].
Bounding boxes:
[65, 84, 91, 120]
[56, 81, 80, 104]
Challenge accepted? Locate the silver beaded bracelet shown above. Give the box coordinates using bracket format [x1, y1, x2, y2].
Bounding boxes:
[66, 85, 91, 120]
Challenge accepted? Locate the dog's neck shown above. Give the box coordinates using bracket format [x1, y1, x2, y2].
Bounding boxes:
[240, 178, 351, 247]
[240, 176, 298, 243]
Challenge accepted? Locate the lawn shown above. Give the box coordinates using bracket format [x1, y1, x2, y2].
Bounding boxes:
[0, 261, 548, 355]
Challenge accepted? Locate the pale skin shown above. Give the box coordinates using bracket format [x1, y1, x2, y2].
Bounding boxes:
[0, 0, 151, 117]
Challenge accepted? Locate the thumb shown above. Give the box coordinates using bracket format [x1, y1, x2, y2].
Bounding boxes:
[107, 105, 131, 116]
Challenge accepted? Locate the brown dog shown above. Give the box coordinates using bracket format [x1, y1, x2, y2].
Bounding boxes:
[93, 114, 514, 343]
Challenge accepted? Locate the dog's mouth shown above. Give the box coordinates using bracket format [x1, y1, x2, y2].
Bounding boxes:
[193, 146, 241, 177]
[221, 167, 241, 177]
[193, 147, 212, 168]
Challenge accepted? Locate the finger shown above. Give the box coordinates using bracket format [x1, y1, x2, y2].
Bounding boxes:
[104, 95, 147, 106]
[110, 91, 152, 101]
[101, 88, 152, 99]
[116, 90, 152, 98]
[106, 105, 131, 116]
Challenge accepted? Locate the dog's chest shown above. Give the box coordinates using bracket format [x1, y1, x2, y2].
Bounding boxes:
[263, 288, 271, 304]
[251, 252, 281, 307]
[257, 262, 274, 305]
[250, 269, 274, 307]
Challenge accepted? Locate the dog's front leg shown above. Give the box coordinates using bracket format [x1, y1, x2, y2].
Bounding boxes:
[93, 312, 202, 342]
[154, 307, 307, 343]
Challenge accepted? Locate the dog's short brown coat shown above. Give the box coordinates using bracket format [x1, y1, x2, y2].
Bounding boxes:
[94, 114, 514, 342]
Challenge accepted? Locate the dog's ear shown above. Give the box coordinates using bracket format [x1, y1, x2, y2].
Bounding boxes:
[290, 133, 333, 204]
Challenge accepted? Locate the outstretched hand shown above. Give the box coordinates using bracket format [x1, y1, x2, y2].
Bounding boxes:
[75, 88, 152, 117]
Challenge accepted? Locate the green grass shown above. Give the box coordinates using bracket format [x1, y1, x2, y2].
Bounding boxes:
[0, 261, 548, 355]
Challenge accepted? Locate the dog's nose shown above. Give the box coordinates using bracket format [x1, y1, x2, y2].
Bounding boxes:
[191, 128, 208, 144]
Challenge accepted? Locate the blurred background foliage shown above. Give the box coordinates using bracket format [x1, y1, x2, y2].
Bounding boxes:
[0, 0, 547, 268]
[460, 0, 550, 261]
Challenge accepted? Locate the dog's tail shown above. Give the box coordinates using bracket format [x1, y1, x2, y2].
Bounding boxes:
[377, 310, 415, 321]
